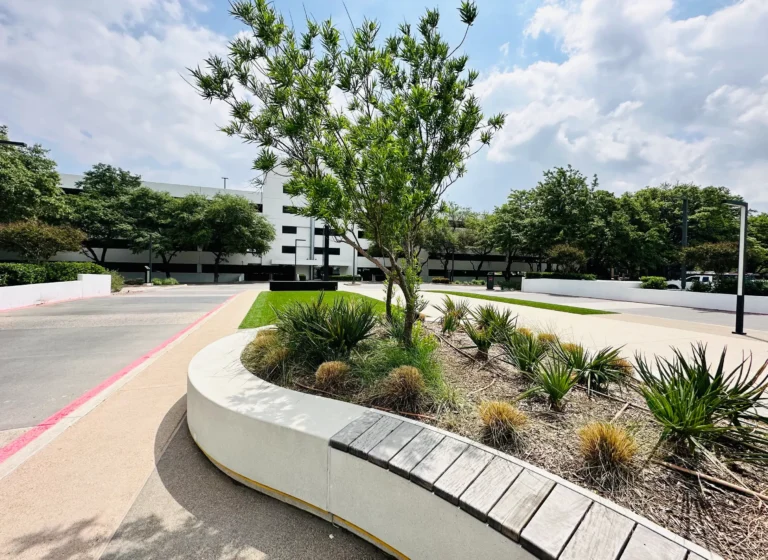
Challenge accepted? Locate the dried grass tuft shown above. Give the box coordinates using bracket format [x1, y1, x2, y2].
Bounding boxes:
[378, 366, 426, 412]
[578, 421, 638, 469]
[516, 327, 533, 338]
[315, 361, 350, 390]
[537, 332, 558, 345]
[479, 400, 527, 444]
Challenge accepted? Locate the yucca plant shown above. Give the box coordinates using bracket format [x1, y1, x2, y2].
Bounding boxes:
[635, 343, 768, 460]
[434, 295, 470, 322]
[522, 360, 578, 411]
[470, 304, 497, 330]
[553, 342, 625, 394]
[469, 304, 517, 342]
[502, 330, 549, 376]
[463, 321, 493, 360]
[441, 310, 460, 334]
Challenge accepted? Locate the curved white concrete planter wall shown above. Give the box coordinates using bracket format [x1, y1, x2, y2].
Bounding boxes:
[522, 278, 768, 314]
[187, 329, 722, 560]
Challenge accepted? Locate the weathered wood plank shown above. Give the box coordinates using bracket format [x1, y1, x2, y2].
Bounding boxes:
[409, 437, 468, 491]
[432, 445, 493, 505]
[619, 526, 687, 560]
[389, 429, 445, 479]
[368, 422, 423, 468]
[459, 457, 522, 522]
[329, 411, 382, 452]
[560, 503, 634, 560]
[520, 485, 592, 560]
[487, 469, 555, 542]
[348, 415, 402, 459]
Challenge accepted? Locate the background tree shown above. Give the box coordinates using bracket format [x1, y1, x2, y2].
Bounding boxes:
[69, 164, 141, 264]
[491, 191, 532, 278]
[193, 0, 504, 344]
[422, 213, 462, 277]
[0, 220, 85, 263]
[461, 212, 496, 278]
[0, 126, 65, 223]
[548, 244, 586, 273]
[201, 193, 275, 283]
[683, 242, 738, 275]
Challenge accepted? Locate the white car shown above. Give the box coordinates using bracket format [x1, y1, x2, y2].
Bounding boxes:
[666, 275, 714, 290]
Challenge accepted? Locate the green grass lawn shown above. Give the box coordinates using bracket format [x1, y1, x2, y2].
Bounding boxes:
[239, 290, 387, 329]
[429, 290, 616, 315]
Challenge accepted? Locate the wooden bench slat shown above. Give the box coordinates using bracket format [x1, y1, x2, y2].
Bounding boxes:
[520, 484, 592, 560]
[619, 526, 687, 560]
[487, 469, 555, 542]
[329, 411, 382, 452]
[348, 415, 402, 459]
[560, 503, 635, 560]
[459, 456, 522, 522]
[433, 445, 494, 505]
[409, 436, 468, 491]
[368, 421, 423, 468]
[389, 429, 445, 479]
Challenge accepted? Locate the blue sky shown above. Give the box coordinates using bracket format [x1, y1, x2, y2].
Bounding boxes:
[2, 0, 767, 211]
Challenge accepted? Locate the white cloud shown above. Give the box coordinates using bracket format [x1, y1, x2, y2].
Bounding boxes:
[0, 0, 256, 190]
[477, 0, 768, 206]
[499, 42, 510, 57]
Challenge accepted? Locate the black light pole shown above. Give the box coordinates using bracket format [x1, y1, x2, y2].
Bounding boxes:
[322, 225, 331, 281]
[0, 140, 27, 147]
[681, 198, 688, 290]
[451, 249, 455, 282]
[148, 233, 153, 283]
[294, 238, 305, 280]
[726, 199, 748, 335]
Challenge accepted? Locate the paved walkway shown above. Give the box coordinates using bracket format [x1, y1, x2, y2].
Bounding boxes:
[0, 287, 383, 560]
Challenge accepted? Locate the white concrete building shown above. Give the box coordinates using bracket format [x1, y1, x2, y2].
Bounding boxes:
[2, 173, 535, 283]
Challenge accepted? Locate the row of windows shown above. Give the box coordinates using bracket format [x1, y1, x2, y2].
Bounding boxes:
[281, 246, 342, 256]
[280, 225, 366, 238]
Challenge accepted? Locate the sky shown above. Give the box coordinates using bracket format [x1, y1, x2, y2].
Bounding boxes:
[1, 0, 767, 212]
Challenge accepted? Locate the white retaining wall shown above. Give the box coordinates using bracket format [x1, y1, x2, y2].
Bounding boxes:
[0, 274, 111, 311]
[522, 278, 768, 314]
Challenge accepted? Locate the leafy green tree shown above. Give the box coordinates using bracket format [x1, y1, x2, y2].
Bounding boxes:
[548, 244, 586, 273]
[192, 0, 504, 343]
[491, 190, 533, 278]
[460, 212, 496, 278]
[0, 126, 65, 223]
[683, 242, 738, 274]
[0, 220, 85, 263]
[200, 194, 275, 283]
[422, 214, 461, 277]
[69, 164, 142, 264]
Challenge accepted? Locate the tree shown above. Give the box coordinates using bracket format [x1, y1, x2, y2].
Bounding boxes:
[201, 193, 275, 283]
[0, 220, 85, 263]
[422, 214, 461, 277]
[461, 212, 496, 278]
[193, 0, 504, 344]
[683, 242, 739, 275]
[69, 164, 141, 264]
[491, 191, 532, 278]
[548, 244, 587, 273]
[0, 125, 65, 223]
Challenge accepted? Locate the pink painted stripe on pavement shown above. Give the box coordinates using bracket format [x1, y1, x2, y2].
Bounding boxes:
[0, 294, 237, 465]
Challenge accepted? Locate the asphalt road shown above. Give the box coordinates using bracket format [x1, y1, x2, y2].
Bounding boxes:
[0, 284, 252, 434]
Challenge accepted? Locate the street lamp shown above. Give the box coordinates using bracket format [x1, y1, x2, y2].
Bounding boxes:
[0, 140, 26, 147]
[726, 199, 748, 335]
[295, 239, 306, 280]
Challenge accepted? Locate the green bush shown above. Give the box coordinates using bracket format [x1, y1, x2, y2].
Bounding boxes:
[525, 271, 597, 281]
[151, 277, 164, 285]
[109, 270, 124, 292]
[0, 261, 109, 286]
[710, 276, 768, 296]
[298, 274, 306, 281]
[498, 279, 516, 291]
[689, 280, 711, 293]
[431, 276, 451, 284]
[43, 261, 107, 282]
[350, 333, 442, 388]
[0, 263, 48, 286]
[124, 278, 144, 286]
[640, 276, 668, 290]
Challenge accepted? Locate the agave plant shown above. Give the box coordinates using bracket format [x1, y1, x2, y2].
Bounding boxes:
[553, 342, 624, 394]
[463, 321, 493, 360]
[522, 360, 578, 411]
[635, 343, 768, 460]
[502, 330, 549, 376]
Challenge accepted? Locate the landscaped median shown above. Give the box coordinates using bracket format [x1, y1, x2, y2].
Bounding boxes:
[188, 328, 722, 560]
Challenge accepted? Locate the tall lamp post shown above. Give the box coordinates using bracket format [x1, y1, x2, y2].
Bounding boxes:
[295, 239, 306, 280]
[726, 200, 748, 335]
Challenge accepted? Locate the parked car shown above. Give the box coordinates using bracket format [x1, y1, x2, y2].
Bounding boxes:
[666, 275, 714, 290]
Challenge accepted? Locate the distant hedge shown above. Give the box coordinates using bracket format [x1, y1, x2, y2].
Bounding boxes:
[0, 262, 108, 287]
[524, 271, 597, 281]
[330, 275, 361, 281]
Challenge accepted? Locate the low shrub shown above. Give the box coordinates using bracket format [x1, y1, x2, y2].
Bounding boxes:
[378, 366, 426, 411]
[523, 361, 578, 411]
[479, 401, 527, 444]
[470, 279, 485, 286]
[109, 270, 124, 292]
[710, 276, 768, 296]
[431, 276, 451, 284]
[640, 276, 667, 290]
[578, 422, 638, 468]
[0, 263, 47, 285]
[298, 274, 307, 281]
[42, 261, 107, 282]
[241, 329, 289, 381]
[124, 278, 144, 286]
[689, 280, 711, 293]
[498, 279, 516, 291]
[501, 330, 549, 375]
[151, 277, 164, 286]
[525, 271, 597, 281]
[151, 277, 178, 286]
[315, 361, 350, 390]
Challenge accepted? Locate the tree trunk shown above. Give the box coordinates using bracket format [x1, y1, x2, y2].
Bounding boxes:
[505, 255, 514, 279]
[100, 246, 108, 266]
[213, 254, 220, 284]
[475, 260, 485, 279]
[385, 273, 395, 321]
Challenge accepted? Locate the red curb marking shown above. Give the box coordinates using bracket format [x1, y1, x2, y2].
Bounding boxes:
[0, 294, 237, 465]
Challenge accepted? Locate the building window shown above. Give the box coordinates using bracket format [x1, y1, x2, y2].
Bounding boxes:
[283, 206, 302, 214]
[281, 245, 297, 254]
[314, 247, 341, 255]
[282, 185, 291, 194]
[255, 203, 263, 213]
[282, 225, 297, 234]
[357, 230, 367, 239]
[314, 227, 324, 236]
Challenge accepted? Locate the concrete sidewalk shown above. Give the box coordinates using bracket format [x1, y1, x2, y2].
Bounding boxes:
[0, 288, 383, 560]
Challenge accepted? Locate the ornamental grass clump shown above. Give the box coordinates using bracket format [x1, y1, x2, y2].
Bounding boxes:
[537, 332, 559, 346]
[635, 343, 768, 460]
[523, 360, 578, 411]
[378, 366, 426, 412]
[516, 327, 533, 338]
[502, 330, 549, 376]
[242, 330, 290, 381]
[578, 422, 638, 469]
[315, 361, 350, 391]
[479, 401, 527, 445]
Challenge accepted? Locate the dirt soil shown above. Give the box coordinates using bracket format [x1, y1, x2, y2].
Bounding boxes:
[246, 325, 768, 560]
